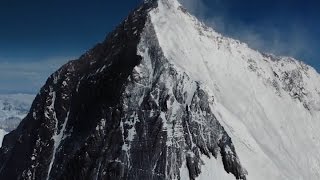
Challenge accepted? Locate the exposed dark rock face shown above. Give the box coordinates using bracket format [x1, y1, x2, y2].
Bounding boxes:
[0, 1, 247, 180]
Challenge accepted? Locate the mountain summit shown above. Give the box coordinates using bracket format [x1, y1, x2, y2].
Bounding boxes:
[1, 0, 320, 179]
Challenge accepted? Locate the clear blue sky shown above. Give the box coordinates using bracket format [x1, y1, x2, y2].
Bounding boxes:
[0, 0, 319, 93]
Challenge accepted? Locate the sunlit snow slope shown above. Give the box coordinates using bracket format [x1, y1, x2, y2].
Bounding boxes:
[150, 0, 320, 179]
[0, 129, 7, 148]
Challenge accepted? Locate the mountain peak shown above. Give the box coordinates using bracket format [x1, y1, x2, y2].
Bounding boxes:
[1, 0, 320, 180]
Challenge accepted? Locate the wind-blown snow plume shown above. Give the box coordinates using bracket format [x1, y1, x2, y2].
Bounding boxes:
[179, 0, 318, 70]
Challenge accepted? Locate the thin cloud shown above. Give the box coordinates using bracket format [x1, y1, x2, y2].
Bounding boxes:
[179, 0, 207, 17]
[0, 57, 73, 94]
[179, 0, 317, 67]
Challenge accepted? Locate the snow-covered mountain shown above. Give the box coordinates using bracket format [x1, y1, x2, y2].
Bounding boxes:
[0, 94, 34, 148]
[0, 94, 34, 131]
[1, 0, 320, 179]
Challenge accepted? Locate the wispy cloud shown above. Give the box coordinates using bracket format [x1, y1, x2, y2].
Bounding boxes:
[179, 0, 317, 67]
[179, 0, 208, 17]
[0, 57, 73, 94]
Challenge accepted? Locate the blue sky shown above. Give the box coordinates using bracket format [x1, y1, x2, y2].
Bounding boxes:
[0, 0, 319, 94]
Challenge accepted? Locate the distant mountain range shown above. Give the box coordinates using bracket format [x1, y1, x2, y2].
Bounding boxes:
[0, 94, 34, 131]
[0, 94, 34, 147]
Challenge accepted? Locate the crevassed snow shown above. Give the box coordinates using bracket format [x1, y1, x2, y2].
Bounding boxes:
[149, 0, 320, 179]
[0, 129, 8, 148]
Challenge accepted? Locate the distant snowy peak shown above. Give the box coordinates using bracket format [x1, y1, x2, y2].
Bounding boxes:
[0, 94, 34, 131]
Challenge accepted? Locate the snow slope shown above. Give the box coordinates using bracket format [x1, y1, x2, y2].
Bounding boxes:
[0, 129, 7, 148]
[149, 0, 320, 179]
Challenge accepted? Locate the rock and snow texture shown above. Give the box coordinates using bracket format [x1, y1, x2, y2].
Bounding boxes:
[150, 0, 320, 179]
[1, 0, 320, 180]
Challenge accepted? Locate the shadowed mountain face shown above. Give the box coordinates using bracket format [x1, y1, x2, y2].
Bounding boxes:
[1, 0, 320, 180]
